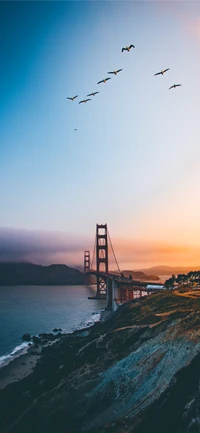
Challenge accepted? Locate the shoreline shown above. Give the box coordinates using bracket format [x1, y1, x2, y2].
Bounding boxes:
[1, 291, 200, 433]
[0, 307, 106, 390]
[100, 308, 113, 321]
[0, 344, 42, 389]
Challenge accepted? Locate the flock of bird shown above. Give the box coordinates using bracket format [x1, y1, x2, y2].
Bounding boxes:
[154, 67, 182, 89]
[66, 43, 182, 121]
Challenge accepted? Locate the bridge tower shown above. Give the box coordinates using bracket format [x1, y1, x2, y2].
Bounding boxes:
[84, 250, 90, 285]
[84, 250, 90, 273]
[96, 224, 108, 296]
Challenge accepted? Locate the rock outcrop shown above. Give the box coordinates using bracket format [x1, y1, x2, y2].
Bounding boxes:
[1, 290, 200, 433]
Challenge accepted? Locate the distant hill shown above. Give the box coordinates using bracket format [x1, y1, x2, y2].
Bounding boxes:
[137, 265, 200, 276]
[122, 270, 160, 281]
[0, 262, 84, 286]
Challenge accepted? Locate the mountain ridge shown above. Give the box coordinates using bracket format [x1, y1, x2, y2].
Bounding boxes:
[136, 265, 200, 275]
[0, 262, 84, 285]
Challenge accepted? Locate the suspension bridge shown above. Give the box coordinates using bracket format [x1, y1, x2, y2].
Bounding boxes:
[84, 224, 164, 311]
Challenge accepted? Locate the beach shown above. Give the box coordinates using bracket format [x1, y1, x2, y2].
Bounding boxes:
[0, 307, 109, 391]
[0, 344, 42, 389]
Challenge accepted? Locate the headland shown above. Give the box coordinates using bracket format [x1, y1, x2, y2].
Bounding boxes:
[1, 289, 200, 433]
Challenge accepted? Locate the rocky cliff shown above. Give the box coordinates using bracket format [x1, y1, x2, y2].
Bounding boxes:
[1, 290, 200, 433]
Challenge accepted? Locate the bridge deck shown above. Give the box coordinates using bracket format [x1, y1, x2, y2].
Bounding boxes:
[86, 271, 164, 288]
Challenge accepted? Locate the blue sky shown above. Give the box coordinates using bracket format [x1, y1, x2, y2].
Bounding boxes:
[1, 1, 200, 268]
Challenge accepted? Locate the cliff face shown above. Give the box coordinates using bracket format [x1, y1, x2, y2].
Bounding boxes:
[0, 262, 84, 285]
[1, 290, 200, 433]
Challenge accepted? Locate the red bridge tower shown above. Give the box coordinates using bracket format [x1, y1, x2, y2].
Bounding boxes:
[84, 250, 90, 285]
[96, 224, 108, 296]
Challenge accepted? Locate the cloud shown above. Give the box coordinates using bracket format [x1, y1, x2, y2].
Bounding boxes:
[108, 237, 199, 269]
[0, 227, 92, 267]
[0, 227, 199, 270]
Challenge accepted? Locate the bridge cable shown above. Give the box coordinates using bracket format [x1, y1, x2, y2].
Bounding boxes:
[107, 228, 121, 275]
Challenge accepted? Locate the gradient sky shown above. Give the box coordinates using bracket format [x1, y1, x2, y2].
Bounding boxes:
[1, 1, 200, 269]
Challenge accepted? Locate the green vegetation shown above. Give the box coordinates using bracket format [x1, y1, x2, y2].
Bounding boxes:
[165, 271, 200, 287]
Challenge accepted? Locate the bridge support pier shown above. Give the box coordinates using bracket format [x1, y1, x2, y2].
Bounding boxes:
[106, 278, 119, 311]
[112, 279, 119, 312]
[106, 278, 112, 309]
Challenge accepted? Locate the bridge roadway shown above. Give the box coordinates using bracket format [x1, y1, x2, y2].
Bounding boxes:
[86, 270, 164, 290]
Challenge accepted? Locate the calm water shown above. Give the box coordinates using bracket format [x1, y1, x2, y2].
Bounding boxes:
[0, 285, 106, 363]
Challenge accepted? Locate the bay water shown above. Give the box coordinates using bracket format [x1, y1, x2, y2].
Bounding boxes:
[0, 285, 106, 365]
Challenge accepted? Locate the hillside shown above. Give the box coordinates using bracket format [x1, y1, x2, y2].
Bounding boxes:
[0, 262, 84, 285]
[122, 270, 160, 281]
[137, 265, 200, 276]
[1, 290, 200, 432]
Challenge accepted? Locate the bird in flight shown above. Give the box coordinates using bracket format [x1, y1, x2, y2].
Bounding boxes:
[108, 69, 123, 75]
[74, 129, 77, 131]
[169, 84, 182, 90]
[79, 99, 92, 104]
[66, 95, 78, 101]
[97, 78, 111, 84]
[121, 44, 135, 52]
[87, 91, 99, 97]
[154, 68, 170, 76]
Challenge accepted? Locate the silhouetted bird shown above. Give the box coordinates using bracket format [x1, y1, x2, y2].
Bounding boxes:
[121, 44, 135, 52]
[97, 78, 111, 84]
[79, 99, 92, 104]
[154, 68, 170, 76]
[66, 95, 78, 101]
[108, 69, 123, 75]
[87, 91, 99, 96]
[74, 129, 77, 131]
[169, 84, 182, 90]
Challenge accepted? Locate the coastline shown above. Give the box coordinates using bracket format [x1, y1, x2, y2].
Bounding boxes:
[0, 344, 42, 389]
[0, 307, 105, 390]
[100, 308, 113, 322]
[1, 291, 200, 433]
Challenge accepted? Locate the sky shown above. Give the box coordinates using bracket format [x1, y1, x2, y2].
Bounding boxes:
[1, 0, 200, 270]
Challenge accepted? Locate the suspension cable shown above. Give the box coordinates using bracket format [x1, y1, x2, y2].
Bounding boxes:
[107, 228, 121, 275]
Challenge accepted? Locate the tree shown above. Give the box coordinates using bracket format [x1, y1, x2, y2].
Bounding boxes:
[165, 274, 176, 288]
